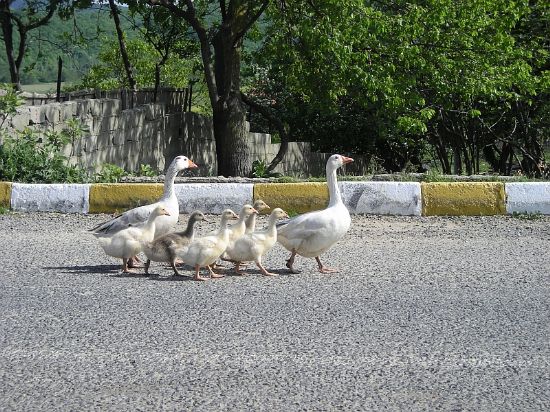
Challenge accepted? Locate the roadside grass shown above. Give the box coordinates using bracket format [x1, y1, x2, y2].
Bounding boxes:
[511, 211, 544, 220]
[0, 206, 10, 215]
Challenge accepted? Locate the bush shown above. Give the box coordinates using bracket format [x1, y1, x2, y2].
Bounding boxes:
[0, 127, 90, 183]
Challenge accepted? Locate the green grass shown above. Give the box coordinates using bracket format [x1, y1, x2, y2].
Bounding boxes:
[0, 206, 10, 214]
[21, 83, 72, 93]
[511, 211, 543, 220]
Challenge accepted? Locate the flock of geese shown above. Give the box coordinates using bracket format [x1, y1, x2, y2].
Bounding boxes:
[90, 154, 354, 281]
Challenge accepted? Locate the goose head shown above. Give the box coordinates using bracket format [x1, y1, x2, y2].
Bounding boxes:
[239, 204, 259, 219]
[220, 209, 239, 225]
[253, 199, 271, 214]
[151, 206, 171, 219]
[189, 210, 207, 223]
[173, 155, 198, 173]
[326, 154, 354, 173]
[271, 208, 289, 220]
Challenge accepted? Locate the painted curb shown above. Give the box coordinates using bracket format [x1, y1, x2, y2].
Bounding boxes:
[254, 183, 329, 214]
[1, 181, 548, 216]
[0, 182, 12, 208]
[174, 183, 253, 214]
[10, 183, 90, 213]
[340, 182, 422, 215]
[89, 183, 164, 214]
[422, 182, 506, 216]
[505, 182, 550, 215]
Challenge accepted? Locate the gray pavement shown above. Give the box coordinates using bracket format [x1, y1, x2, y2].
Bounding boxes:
[0, 212, 549, 411]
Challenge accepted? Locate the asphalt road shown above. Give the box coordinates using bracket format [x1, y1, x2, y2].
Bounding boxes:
[0, 212, 549, 411]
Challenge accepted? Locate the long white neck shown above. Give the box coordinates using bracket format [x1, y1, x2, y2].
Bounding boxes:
[162, 163, 178, 200]
[327, 166, 342, 207]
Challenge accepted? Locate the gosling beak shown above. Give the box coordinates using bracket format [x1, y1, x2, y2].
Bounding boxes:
[252, 208, 259, 215]
[188, 160, 198, 169]
[231, 212, 239, 220]
[342, 156, 354, 165]
[283, 212, 289, 219]
[163, 210, 171, 216]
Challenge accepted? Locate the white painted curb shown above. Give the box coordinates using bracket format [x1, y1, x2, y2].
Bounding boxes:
[505, 182, 550, 215]
[340, 182, 422, 215]
[175, 183, 254, 214]
[11, 183, 90, 213]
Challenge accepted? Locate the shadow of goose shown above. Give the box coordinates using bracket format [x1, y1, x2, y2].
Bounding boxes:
[44, 265, 119, 275]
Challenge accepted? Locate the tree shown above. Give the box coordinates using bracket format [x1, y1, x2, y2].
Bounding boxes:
[247, 0, 546, 176]
[140, 0, 268, 176]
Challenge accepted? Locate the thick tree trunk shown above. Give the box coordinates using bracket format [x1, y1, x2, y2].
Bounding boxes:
[213, 93, 251, 176]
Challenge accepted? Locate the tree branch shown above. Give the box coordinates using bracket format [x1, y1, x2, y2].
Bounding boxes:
[241, 92, 289, 173]
[233, 0, 269, 46]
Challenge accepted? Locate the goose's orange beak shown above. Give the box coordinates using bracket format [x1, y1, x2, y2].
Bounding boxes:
[252, 208, 259, 215]
[342, 156, 354, 165]
[188, 159, 198, 168]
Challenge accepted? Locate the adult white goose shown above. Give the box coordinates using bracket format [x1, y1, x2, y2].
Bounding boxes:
[227, 208, 289, 276]
[277, 154, 354, 273]
[142, 211, 206, 276]
[178, 209, 239, 281]
[89, 155, 197, 239]
[95, 206, 171, 273]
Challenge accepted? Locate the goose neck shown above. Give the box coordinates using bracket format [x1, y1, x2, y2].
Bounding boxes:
[326, 167, 342, 207]
[162, 164, 178, 200]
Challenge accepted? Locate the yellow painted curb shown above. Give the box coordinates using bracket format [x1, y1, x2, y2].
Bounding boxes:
[254, 183, 329, 214]
[422, 182, 506, 216]
[0, 182, 12, 208]
[89, 183, 164, 214]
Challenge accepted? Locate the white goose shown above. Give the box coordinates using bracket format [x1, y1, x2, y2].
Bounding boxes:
[277, 154, 354, 273]
[95, 206, 171, 273]
[245, 199, 270, 234]
[89, 155, 197, 239]
[218, 204, 258, 263]
[178, 209, 239, 281]
[226, 208, 289, 276]
[142, 211, 206, 276]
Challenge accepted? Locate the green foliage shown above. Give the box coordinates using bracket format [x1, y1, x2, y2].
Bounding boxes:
[136, 163, 156, 177]
[511, 211, 543, 220]
[94, 164, 128, 183]
[0, 127, 89, 183]
[0, 7, 135, 85]
[0, 206, 9, 215]
[251, 159, 269, 178]
[0, 84, 24, 127]
[77, 36, 195, 90]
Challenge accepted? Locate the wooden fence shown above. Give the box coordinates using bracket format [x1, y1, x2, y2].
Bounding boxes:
[20, 87, 192, 113]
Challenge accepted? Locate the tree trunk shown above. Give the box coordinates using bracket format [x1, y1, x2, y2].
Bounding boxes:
[108, 0, 137, 94]
[210, 29, 252, 176]
[212, 93, 250, 176]
[0, 1, 20, 90]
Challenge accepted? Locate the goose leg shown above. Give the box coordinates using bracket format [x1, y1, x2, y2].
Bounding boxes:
[208, 265, 225, 279]
[234, 262, 247, 276]
[286, 250, 300, 274]
[170, 258, 182, 276]
[315, 256, 339, 273]
[144, 259, 151, 275]
[127, 255, 142, 268]
[193, 265, 208, 281]
[257, 259, 277, 277]
[121, 258, 136, 274]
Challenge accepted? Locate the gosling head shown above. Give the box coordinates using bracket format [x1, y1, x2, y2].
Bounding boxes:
[239, 204, 259, 218]
[253, 199, 270, 213]
[152, 206, 171, 218]
[271, 208, 289, 219]
[221, 209, 239, 222]
[189, 210, 207, 223]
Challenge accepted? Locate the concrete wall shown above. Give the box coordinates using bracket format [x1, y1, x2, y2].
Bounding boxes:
[3, 97, 368, 177]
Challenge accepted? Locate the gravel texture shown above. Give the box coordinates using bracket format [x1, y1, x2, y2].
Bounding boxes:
[0, 212, 549, 411]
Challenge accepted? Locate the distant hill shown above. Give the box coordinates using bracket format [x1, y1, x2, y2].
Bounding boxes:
[0, 6, 134, 86]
